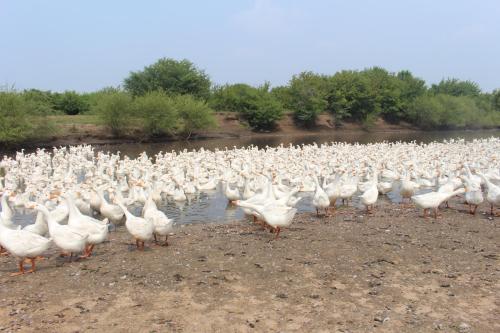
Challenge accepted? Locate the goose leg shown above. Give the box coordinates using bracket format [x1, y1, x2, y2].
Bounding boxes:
[468, 204, 472, 214]
[274, 227, 281, 240]
[163, 235, 169, 247]
[10, 260, 26, 276]
[324, 208, 330, 217]
[316, 208, 319, 217]
[423, 208, 428, 219]
[153, 233, 158, 245]
[25, 258, 36, 274]
[0, 246, 8, 256]
[433, 208, 439, 219]
[491, 204, 494, 216]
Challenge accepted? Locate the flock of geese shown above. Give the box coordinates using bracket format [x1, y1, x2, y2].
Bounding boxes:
[0, 138, 499, 276]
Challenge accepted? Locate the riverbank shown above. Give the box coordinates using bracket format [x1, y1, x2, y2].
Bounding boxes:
[1, 199, 498, 332]
[19, 114, 421, 148]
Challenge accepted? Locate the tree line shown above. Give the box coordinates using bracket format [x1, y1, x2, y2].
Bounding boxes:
[1, 58, 499, 145]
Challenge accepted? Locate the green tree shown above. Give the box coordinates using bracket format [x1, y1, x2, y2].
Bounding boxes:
[326, 70, 375, 123]
[430, 78, 481, 97]
[21, 89, 57, 115]
[210, 83, 283, 131]
[287, 72, 328, 126]
[492, 89, 500, 112]
[124, 58, 211, 99]
[133, 91, 178, 136]
[396, 70, 427, 118]
[361, 67, 403, 123]
[173, 94, 216, 139]
[53, 91, 89, 115]
[93, 91, 133, 136]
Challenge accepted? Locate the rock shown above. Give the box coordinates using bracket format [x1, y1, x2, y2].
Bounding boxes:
[458, 322, 471, 333]
[356, 216, 364, 223]
[440, 282, 451, 288]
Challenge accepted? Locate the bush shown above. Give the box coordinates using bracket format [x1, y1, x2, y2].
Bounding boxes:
[0, 92, 54, 145]
[93, 91, 132, 136]
[430, 78, 481, 97]
[21, 89, 58, 115]
[287, 72, 328, 127]
[133, 91, 178, 136]
[210, 83, 283, 131]
[53, 91, 89, 115]
[327, 70, 375, 123]
[173, 95, 216, 139]
[408, 94, 500, 129]
[124, 58, 211, 99]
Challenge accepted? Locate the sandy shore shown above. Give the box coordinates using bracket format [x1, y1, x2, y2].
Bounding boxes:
[0, 200, 499, 332]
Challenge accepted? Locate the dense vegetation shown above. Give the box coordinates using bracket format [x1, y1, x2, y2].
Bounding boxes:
[1, 57, 499, 145]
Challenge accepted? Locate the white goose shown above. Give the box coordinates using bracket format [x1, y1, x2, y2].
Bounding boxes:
[116, 201, 154, 250]
[478, 172, 500, 216]
[143, 196, 173, 246]
[35, 204, 88, 261]
[23, 211, 48, 236]
[411, 188, 465, 218]
[235, 200, 297, 240]
[360, 171, 379, 213]
[312, 176, 330, 216]
[0, 221, 52, 276]
[65, 195, 109, 257]
[98, 189, 124, 224]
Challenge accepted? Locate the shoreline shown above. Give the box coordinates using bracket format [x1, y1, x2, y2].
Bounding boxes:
[0, 200, 498, 332]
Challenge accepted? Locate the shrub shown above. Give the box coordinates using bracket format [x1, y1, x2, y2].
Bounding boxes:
[287, 72, 329, 127]
[93, 91, 132, 136]
[124, 58, 211, 99]
[210, 83, 283, 131]
[430, 78, 481, 97]
[53, 91, 89, 115]
[173, 95, 216, 139]
[133, 91, 178, 136]
[0, 92, 54, 145]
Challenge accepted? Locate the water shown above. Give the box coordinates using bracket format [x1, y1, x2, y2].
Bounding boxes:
[4, 129, 500, 227]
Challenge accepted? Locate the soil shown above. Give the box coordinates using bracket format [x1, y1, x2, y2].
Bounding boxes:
[33, 114, 418, 149]
[0, 199, 499, 332]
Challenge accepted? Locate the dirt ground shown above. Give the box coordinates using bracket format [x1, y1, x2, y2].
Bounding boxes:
[0, 199, 499, 333]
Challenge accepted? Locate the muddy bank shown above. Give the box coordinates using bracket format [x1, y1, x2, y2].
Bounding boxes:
[0, 199, 498, 332]
[17, 114, 421, 150]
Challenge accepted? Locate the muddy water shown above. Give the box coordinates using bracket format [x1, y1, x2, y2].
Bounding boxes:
[6, 129, 500, 227]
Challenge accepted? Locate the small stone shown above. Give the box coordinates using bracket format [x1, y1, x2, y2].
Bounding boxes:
[458, 322, 471, 333]
[440, 282, 451, 288]
[276, 293, 288, 299]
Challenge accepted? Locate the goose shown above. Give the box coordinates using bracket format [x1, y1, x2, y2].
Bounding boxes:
[224, 182, 240, 203]
[172, 187, 187, 202]
[97, 189, 124, 224]
[116, 201, 154, 250]
[411, 188, 465, 218]
[235, 200, 297, 240]
[339, 181, 357, 206]
[23, 211, 49, 236]
[477, 172, 500, 216]
[35, 204, 88, 261]
[0, 221, 52, 276]
[143, 196, 173, 246]
[65, 195, 109, 257]
[400, 174, 420, 204]
[312, 176, 330, 216]
[323, 175, 341, 210]
[360, 172, 379, 213]
[461, 176, 483, 215]
[1, 193, 14, 223]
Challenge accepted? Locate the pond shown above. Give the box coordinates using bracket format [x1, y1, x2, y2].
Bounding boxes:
[5, 129, 500, 227]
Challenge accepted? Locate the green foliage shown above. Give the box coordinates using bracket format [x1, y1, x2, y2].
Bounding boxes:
[173, 95, 216, 139]
[492, 89, 500, 112]
[133, 91, 178, 136]
[21, 89, 58, 115]
[93, 91, 132, 136]
[53, 91, 89, 115]
[430, 78, 481, 97]
[0, 92, 54, 145]
[287, 72, 328, 126]
[124, 58, 211, 99]
[408, 94, 500, 129]
[327, 70, 375, 123]
[210, 83, 284, 131]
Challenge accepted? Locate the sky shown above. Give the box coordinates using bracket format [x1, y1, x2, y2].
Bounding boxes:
[1, 0, 499, 92]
